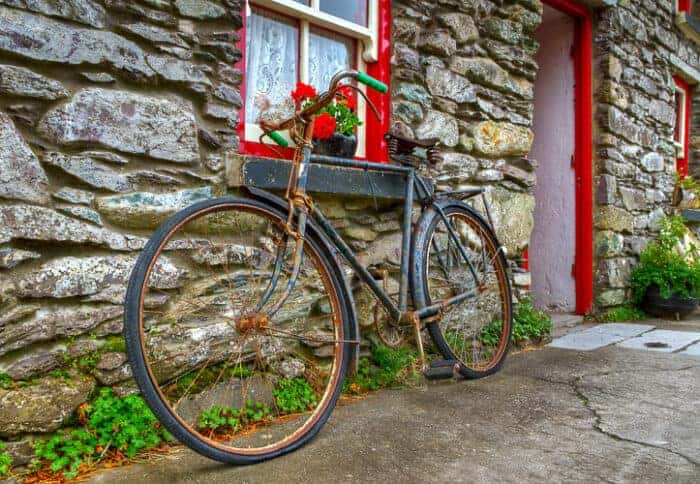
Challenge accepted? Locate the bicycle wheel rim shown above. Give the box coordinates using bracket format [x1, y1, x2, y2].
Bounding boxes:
[130, 200, 347, 457]
[424, 209, 511, 374]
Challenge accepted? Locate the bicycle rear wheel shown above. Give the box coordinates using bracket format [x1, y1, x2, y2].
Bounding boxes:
[124, 197, 350, 464]
[412, 201, 512, 379]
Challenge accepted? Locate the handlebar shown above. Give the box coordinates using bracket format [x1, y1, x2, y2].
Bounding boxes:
[262, 70, 387, 147]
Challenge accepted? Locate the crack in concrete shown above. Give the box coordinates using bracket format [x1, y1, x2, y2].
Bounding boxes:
[527, 371, 699, 468]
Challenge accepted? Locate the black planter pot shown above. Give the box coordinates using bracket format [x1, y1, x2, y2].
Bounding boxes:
[640, 284, 699, 319]
[313, 133, 357, 158]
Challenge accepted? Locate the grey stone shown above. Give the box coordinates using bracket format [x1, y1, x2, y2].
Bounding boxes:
[0, 7, 153, 80]
[596, 289, 627, 308]
[419, 30, 456, 57]
[596, 258, 634, 289]
[0, 113, 50, 204]
[647, 208, 666, 231]
[437, 12, 479, 43]
[52, 187, 95, 206]
[500, 164, 535, 187]
[56, 205, 104, 226]
[595, 231, 624, 258]
[147, 55, 211, 86]
[640, 152, 665, 172]
[477, 187, 535, 254]
[38, 88, 199, 163]
[0, 0, 106, 28]
[279, 358, 305, 379]
[395, 83, 432, 109]
[484, 17, 525, 45]
[619, 187, 645, 211]
[103, 0, 177, 27]
[344, 226, 378, 242]
[549, 323, 655, 351]
[596, 175, 617, 205]
[122, 23, 189, 48]
[96, 187, 213, 229]
[0, 205, 145, 251]
[617, 330, 700, 353]
[596, 206, 634, 234]
[12, 254, 185, 301]
[0, 374, 94, 437]
[43, 153, 133, 193]
[393, 100, 423, 124]
[415, 110, 459, 147]
[96, 352, 128, 371]
[79, 72, 116, 83]
[452, 57, 533, 100]
[476, 169, 503, 182]
[213, 84, 243, 107]
[204, 102, 239, 123]
[95, 362, 132, 385]
[472, 121, 533, 158]
[0, 303, 40, 328]
[426, 65, 476, 104]
[0, 248, 40, 270]
[4, 347, 64, 380]
[175, 0, 226, 19]
[0, 65, 69, 100]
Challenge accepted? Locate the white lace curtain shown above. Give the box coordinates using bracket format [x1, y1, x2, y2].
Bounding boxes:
[245, 9, 353, 124]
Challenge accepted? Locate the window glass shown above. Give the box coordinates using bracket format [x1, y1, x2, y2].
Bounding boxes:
[309, 28, 355, 91]
[319, 0, 368, 26]
[675, 89, 686, 145]
[245, 9, 298, 124]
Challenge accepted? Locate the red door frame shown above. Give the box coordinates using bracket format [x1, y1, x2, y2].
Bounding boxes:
[674, 75, 691, 178]
[541, 0, 594, 315]
[235, 0, 391, 162]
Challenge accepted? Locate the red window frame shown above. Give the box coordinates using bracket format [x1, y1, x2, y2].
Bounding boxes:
[678, 0, 692, 13]
[674, 76, 692, 178]
[235, 0, 391, 162]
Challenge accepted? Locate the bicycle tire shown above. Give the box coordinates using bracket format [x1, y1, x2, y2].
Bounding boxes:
[411, 200, 513, 379]
[124, 197, 351, 465]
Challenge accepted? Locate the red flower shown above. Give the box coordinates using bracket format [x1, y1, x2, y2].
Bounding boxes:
[291, 82, 317, 106]
[313, 112, 337, 139]
[338, 86, 357, 111]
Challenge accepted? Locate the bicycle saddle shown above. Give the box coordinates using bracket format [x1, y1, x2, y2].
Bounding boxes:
[385, 131, 442, 166]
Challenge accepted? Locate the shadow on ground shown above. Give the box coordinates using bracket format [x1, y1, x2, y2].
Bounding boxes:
[89, 345, 699, 483]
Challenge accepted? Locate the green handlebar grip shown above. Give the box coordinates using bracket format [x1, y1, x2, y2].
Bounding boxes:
[356, 72, 388, 93]
[268, 131, 288, 148]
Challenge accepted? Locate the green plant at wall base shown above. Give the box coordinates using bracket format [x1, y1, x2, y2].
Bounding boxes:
[198, 401, 271, 433]
[630, 216, 700, 303]
[0, 373, 12, 390]
[0, 441, 12, 477]
[343, 345, 417, 394]
[102, 336, 127, 353]
[273, 378, 318, 414]
[602, 306, 648, 322]
[33, 388, 172, 478]
[480, 298, 552, 346]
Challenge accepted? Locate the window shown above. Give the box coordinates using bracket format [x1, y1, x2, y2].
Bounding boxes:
[676, 1, 700, 45]
[239, 0, 390, 160]
[674, 76, 691, 177]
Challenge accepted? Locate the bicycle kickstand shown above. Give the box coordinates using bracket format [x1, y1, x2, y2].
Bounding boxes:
[410, 313, 459, 380]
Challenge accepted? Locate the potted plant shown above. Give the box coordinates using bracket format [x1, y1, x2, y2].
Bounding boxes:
[290, 82, 362, 158]
[630, 216, 700, 319]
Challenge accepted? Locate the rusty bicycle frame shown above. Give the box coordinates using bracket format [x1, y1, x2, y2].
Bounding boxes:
[254, 69, 496, 367]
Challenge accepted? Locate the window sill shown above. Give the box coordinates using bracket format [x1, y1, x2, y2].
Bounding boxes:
[226, 155, 433, 200]
[676, 12, 700, 46]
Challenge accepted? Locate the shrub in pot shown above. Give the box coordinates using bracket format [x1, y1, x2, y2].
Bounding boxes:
[630, 216, 700, 319]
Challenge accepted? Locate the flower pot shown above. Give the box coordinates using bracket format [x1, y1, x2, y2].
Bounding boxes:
[313, 133, 357, 158]
[640, 284, 699, 319]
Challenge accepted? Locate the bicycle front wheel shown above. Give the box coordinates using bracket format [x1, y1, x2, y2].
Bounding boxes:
[124, 197, 350, 464]
[412, 201, 513, 379]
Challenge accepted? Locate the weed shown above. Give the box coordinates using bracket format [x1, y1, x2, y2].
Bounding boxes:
[166, 363, 253, 400]
[602, 306, 648, 322]
[273, 378, 318, 414]
[102, 336, 127, 353]
[33, 388, 172, 479]
[0, 373, 12, 390]
[480, 298, 552, 347]
[343, 345, 416, 394]
[0, 441, 12, 477]
[198, 400, 271, 433]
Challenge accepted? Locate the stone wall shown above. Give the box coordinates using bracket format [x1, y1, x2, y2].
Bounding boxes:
[594, 0, 700, 307]
[0, 0, 243, 460]
[391, 0, 540, 281]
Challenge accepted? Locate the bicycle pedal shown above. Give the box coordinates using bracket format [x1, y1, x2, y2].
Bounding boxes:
[424, 365, 456, 380]
[429, 359, 458, 369]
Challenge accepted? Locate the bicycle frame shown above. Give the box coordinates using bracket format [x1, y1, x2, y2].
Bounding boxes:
[265, 146, 482, 328]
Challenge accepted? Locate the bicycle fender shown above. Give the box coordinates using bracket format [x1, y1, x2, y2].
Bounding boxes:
[244, 186, 361, 377]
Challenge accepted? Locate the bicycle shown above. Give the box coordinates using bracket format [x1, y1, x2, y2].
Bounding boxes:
[124, 70, 513, 465]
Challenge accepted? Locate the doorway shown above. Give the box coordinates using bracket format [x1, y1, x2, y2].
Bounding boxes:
[529, 0, 593, 315]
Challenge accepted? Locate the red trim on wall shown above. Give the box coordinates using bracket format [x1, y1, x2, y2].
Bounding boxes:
[543, 0, 594, 315]
[674, 76, 691, 178]
[236, 0, 392, 161]
[678, 0, 692, 13]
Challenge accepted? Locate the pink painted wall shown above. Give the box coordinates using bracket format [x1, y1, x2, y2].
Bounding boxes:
[530, 5, 577, 312]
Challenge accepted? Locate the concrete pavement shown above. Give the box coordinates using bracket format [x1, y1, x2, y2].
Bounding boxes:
[89, 324, 700, 484]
